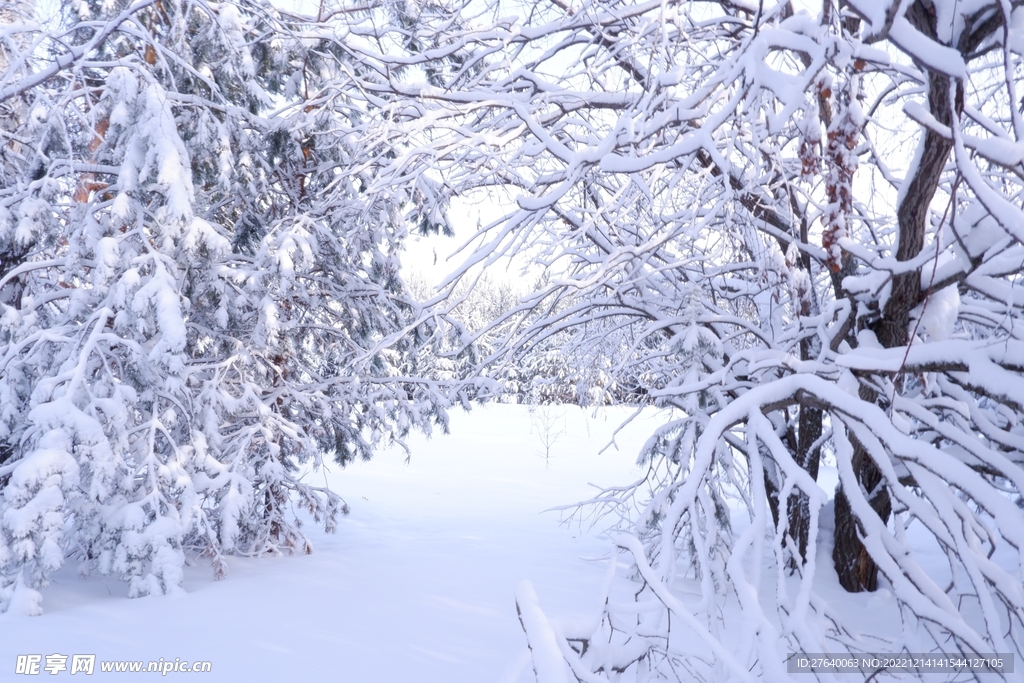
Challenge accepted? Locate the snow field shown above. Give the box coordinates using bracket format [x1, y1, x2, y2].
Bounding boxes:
[3, 404, 1017, 681]
[0, 405, 655, 682]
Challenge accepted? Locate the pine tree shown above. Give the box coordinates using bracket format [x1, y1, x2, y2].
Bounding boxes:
[0, 0, 470, 613]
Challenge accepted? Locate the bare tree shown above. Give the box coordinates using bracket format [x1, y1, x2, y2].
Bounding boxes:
[529, 404, 565, 466]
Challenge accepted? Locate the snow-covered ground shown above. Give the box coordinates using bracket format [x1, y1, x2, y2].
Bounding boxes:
[1, 405, 661, 681]
[5, 403, 1010, 681]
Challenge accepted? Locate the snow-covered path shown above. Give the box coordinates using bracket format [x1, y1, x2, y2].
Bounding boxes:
[1, 405, 657, 682]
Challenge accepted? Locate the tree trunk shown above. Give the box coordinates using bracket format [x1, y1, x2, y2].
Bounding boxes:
[832, 0, 962, 592]
[788, 403, 822, 564]
[786, 220, 824, 565]
[833, 385, 893, 591]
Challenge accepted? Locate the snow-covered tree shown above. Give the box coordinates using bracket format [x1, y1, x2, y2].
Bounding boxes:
[408, 267, 633, 404]
[0, 0, 479, 614]
[369, 0, 1024, 677]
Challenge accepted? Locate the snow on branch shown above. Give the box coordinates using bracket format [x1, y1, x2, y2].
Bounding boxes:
[350, 0, 1024, 677]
